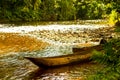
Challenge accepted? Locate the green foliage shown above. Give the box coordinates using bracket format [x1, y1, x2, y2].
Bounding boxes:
[115, 13, 120, 32]
[40, 0, 57, 21]
[92, 39, 120, 66]
[108, 10, 118, 26]
[0, 0, 119, 21]
[88, 38, 120, 80]
[58, 0, 76, 20]
[75, 1, 105, 19]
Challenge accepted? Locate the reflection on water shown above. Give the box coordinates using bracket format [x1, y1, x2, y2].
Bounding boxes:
[0, 20, 107, 26]
[0, 45, 103, 80]
[0, 45, 72, 80]
[0, 52, 38, 80]
[0, 21, 107, 80]
[33, 62, 102, 80]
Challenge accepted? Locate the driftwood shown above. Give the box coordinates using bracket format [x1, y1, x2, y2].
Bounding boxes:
[25, 45, 102, 68]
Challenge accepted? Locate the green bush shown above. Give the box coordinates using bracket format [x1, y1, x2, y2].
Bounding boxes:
[108, 10, 118, 26]
[88, 38, 120, 80]
[0, 0, 119, 21]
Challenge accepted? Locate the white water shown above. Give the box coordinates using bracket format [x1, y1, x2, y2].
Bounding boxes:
[0, 24, 108, 48]
[0, 24, 108, 33]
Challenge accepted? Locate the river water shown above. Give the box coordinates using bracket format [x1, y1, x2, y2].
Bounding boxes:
[0, 50, 103, 80]
[0, 21, 114, 80]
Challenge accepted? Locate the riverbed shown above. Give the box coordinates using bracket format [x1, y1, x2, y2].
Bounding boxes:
[0, 22, 114, 80]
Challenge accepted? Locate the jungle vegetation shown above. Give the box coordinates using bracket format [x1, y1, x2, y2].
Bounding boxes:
[88, 35, 120, 80]
[0, 0, 120, 22]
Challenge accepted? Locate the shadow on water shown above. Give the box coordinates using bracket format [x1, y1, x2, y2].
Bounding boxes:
[0, 21, 110, 80]
[31, 62, 103, 80]
[0, 51, 103, 80]
[0, 20, 107, 26]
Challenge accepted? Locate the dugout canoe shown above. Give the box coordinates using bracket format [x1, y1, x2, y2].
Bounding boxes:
[25, 53, 91, 68]
[25, 45, 102, 68]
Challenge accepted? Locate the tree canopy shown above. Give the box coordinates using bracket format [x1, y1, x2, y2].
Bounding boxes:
[0, 0, 119, 22]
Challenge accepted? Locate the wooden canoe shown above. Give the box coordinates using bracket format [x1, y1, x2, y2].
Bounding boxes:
[25, 45, 102, 68]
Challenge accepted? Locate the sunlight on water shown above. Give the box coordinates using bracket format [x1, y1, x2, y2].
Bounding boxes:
[0, 24, 108, 33]
[0, 51, 103, 80]
[0, 21, 113, 80]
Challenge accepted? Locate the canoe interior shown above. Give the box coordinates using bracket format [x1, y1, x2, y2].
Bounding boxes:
[72, 45, 102, 54]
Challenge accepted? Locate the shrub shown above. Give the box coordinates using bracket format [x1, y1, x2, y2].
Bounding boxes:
[88, 38, 120, 80]
[108, 10, 118, 26]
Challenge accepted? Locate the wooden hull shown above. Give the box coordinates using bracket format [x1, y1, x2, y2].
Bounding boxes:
[25, 45, 102, 68]
[25, 53, 91, 68]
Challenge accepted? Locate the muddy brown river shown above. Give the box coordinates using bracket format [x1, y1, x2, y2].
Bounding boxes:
[0, 49, 103, 80]
[0, 22, 114, 80]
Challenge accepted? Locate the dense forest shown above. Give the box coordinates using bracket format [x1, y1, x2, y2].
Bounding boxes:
[0, 0, 120, 22]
